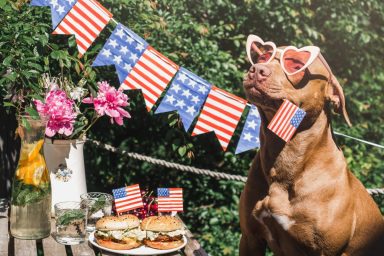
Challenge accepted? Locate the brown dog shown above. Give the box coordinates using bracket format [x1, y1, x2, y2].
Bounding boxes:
[239, 45, 384, 255]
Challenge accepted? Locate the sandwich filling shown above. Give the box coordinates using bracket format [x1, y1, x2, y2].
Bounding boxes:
[96, 227, 146, 242]
[145, 229, 185, 241]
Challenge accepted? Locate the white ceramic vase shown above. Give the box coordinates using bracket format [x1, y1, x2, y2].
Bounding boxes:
[43, 139, 87, 214]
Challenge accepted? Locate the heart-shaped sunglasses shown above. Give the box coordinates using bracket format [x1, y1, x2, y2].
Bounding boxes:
[246, 35, 321, 76]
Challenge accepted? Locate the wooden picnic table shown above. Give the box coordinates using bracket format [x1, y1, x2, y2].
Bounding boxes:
[0, 199, 207, 256]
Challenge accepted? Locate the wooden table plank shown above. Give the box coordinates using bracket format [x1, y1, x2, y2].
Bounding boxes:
[42, 221, 67, 256]
[71, 240, 97, 256]
[14, 238, 37, 256]
[0, 216, 9, 256]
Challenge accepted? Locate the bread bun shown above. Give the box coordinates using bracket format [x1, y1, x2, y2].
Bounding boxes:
[141, 216, 182, 232]
[95, 236, 141, 250]
[96, 215, 139, 231]
[143, 238, 184, 250]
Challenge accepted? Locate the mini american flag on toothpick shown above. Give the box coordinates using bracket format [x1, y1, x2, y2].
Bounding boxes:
[157, 188, 183, 214]
[112, 184, 143, 214]
[267, 99, 306, 142]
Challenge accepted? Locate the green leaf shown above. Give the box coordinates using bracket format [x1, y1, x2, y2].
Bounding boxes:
[57, 209, 85, 226]
[25, 106, 39, 119]
[178, 146, 187, 157]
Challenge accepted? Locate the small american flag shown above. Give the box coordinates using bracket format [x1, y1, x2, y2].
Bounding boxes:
[53, 0, 112, 57]
[157, 188, 183, 213]
[267, 99, 306, 142]
[192, 86, 247, 151]
[112, 184, 143, 214]
[120, 46, 179, 111]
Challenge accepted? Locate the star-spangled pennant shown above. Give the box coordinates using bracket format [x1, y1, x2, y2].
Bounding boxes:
[157, 188, 183, 213]
[112, 184, 143, 214]
[235, 104, 261, 154]
[92, 23, 148, 84]
[30, 0, 77, 29]
[52, 0, 113, 57]
[120, 46, 179, 111]
[192, 86, 247, 151]
[155, 67, 212, 131]
[267, 99, 306, 142]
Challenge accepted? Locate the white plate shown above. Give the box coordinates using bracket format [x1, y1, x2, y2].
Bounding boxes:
[88, 231, 187, 255]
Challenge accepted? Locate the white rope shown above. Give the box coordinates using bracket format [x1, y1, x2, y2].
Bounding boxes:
[334, 131, 384, 149]
[86, 139, 383, 196]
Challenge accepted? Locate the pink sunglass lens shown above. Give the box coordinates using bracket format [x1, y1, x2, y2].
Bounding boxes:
[249, 42, 274, 64]
[282, 50, 311, 74]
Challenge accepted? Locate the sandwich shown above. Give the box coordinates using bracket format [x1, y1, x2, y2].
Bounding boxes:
[141, 216, 185, 250]
[95, 215, 146, 250]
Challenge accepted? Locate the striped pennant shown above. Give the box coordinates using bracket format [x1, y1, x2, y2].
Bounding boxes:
[120, 46, 179, 111]
[267, 99, 306, 142]
[192, 86, 247, 151]
[53, 0, 112, 57]
[112, 184, 143, 214]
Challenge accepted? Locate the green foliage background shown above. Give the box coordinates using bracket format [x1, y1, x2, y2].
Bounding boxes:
[1, 0, 383, 255]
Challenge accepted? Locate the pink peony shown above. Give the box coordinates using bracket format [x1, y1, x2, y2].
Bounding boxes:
[34, 90, 77, 137]
[82, 81, 130, 125]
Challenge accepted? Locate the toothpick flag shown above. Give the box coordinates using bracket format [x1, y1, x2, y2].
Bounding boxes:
[192, 87, 247, 151]
[30, 0, 76, 29]
[267, 99, 306, 142]
[92, 23, 148, 83]
[157, 188, 183, 213]
[155, 67, 212, 131]
[112, 184, 143, 214]
[120, 46, 179, 111]
[53, 0, 112, 57]
[235, 105, 261, 154]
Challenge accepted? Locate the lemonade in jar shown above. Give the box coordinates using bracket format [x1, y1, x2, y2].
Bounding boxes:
[10, 116, 51, 239]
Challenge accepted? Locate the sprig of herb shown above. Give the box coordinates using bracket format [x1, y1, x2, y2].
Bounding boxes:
[57, 209, 85, 226]
[88, 196, 106, 217]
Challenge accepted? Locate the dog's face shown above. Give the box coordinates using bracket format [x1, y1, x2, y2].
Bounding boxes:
[243, 47, 351, 126]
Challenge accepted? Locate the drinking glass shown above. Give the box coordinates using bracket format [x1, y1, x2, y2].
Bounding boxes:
[54, 201, 86, 245]
[80, 192, 113, 232]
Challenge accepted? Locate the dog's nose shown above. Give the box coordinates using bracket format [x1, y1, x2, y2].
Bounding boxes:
[248, 64, 271, 82]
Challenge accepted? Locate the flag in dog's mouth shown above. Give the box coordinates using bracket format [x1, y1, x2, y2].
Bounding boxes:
[267, 99, 306, 142]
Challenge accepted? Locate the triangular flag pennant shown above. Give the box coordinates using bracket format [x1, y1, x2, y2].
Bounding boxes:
[157, 188, 183, 213]
[30, 0, 77, 29]
[235, 104, 261, 154]
[120, 46, 179, 111]
[267, 99, 306, 142]
[92, 23, 148, 84]
[155, 67, 212, 131]
[112, 184, 143, 214]
[52, 0, 113, 57]
[192, 86, 247, 151]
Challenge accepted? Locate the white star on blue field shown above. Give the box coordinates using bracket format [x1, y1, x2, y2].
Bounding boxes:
[235, 104, 261, 154]
[92, 23, 148, 84]
[155, 67, 212, 132]
[30, 0, 76, 28]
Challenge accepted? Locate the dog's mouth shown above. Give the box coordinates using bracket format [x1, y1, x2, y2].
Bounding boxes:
[243, 77, 283, 111]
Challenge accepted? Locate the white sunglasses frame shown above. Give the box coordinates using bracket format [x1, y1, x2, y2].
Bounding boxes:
[246, 35, 321, 76]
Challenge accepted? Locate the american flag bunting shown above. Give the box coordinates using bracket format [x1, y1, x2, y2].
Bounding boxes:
[120, 46, 179, 111]
[157, 188, 183, 213]
[92, 23, 148, 83]
[267, 99, 306, 142]
[235, 104, 261, 154]
[53, 0, 113, 57]
[192, 86, 247, 151]
[30, 0, 76, 29]
[112, 184, 143, 214]
[155, 67, 212, 131]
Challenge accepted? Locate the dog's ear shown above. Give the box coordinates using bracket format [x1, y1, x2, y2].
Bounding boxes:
[326, 75, 352, 126]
